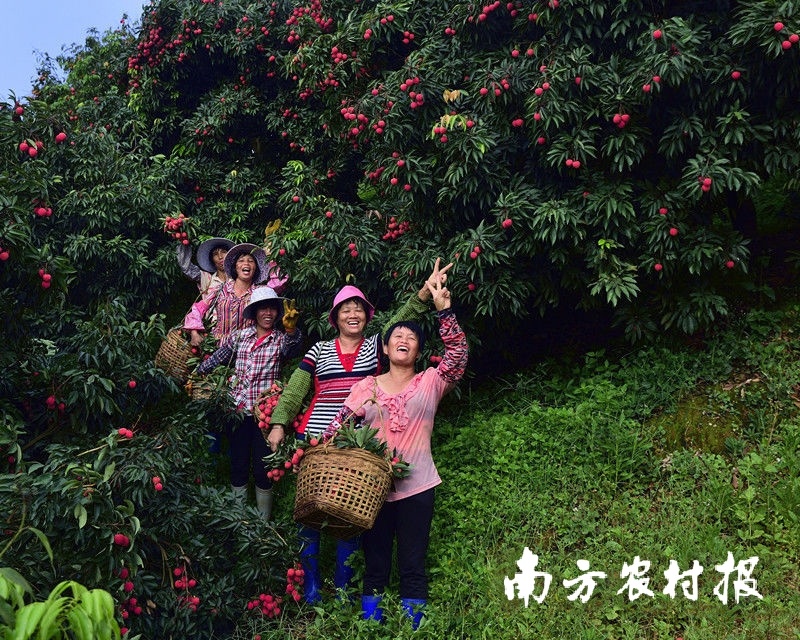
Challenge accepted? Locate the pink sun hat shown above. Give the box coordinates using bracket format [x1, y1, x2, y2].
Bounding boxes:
[327, 285, 375, 329]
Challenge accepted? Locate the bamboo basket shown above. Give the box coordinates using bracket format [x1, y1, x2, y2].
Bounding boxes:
[185, 374, 218, 401]
[154, 327, 192, 383]
[293, 445, 393, 540]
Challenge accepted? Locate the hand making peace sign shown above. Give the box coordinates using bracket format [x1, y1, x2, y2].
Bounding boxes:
[419, 257, 454, 302]
[425, 258, 452, 311]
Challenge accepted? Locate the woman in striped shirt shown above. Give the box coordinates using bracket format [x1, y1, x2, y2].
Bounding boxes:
[268, 259, 451, 604]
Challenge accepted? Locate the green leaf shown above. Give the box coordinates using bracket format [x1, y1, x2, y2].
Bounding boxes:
[74, 505, 88, 530]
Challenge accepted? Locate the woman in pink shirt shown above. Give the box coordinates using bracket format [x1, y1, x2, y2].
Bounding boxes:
[326, 271, 468, 628]
[183, 243, 289, 347]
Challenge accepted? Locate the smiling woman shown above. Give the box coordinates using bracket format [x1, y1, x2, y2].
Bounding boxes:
[182, 243, 268, 346]
[325, 270, 468, 627]
[195, 286, 302, 520]
[267, 259, 452, 605]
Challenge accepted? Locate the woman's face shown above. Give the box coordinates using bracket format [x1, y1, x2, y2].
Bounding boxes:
[336, 299, 367, 338]
[383, 326, 420, 365]
[235, 254, 257, 282]
[212, 248, 228, 273]
[255, 303, 279, 331]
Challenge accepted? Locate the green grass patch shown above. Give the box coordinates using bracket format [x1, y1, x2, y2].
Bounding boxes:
[245, 305, 800, 639]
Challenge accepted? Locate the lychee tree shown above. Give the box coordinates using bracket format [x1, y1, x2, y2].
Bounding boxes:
[69, 0, 799, 347]
[5, 1, 798, 361]
[2, 0, 800, 636]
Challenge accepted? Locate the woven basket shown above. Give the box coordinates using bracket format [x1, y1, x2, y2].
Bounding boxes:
[293, 445, 393, 540]
[186, 375, 217, 401]
[155, 327, 192, 383]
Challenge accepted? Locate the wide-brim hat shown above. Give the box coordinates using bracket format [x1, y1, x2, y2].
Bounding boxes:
[196, 237, 235, 273]
[243, 286, 286, 321]
[224, 243, 269, 282]
[328, 285, 375, 329]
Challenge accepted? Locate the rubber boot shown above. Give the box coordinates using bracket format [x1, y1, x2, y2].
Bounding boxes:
[334, 536, 360, 592]
[401, 598, 426, 630]
[361, 594, 383, 621]
[299, 529, 321, 604]
[231, 485, 247, 503]
[254, 486, 273, 521]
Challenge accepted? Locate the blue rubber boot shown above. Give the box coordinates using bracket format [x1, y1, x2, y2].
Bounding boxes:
[401, 598, 426, 630]
[361, 595, 383, 621]
[299, 528, 321, 604]
[334, 536, 360, 592]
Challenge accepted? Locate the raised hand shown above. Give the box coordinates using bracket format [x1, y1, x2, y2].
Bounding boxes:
[420, 257, 454, 301]
[282, 299, 300, 333]
[426, 273, 452, 311]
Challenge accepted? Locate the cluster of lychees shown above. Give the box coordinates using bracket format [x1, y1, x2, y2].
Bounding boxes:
[118, 568, 142, 618]
[163, 213, 190, 245]
[173, 566, 201, 612]
[256, 384, 305, 434]
[45, 394, 64, 412]
[399, 75, 423, 109]
[266, 440, 312, 482]
[256, 384, 306, 482]
[480, 77, 512, 98]
[266, 437, 318, 482]
[266, 466, 286, 482]
[612, 112, 631, 129]
[38, 268, 53, 289]
[246, 592, 283, 618]
[115, 567, 139, 637]
[381, 216, 410, 241]
[286, 0, 332, 43]
[256, 383, 282, 431]
[698, 175, 713, 193]
[339, 104, 369, 140]
[33, 202, 53, 218]
[284, 563, 305, 603]
[18, 139, 43, 158]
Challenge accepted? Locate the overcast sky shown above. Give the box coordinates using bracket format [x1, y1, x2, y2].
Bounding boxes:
[0, 1, 147, 101]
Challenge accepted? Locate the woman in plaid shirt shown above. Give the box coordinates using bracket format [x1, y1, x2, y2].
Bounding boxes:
[197, 286, 301, 520]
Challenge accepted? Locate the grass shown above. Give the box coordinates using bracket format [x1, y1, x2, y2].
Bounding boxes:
[245, 303, 800, 640]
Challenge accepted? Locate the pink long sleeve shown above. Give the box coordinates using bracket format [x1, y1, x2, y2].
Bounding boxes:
[182, 285, 217, 330]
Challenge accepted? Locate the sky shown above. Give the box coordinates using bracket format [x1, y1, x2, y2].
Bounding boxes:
[0, 1, 148, 101]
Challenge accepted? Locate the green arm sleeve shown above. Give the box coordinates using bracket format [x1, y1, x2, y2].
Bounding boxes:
[381, 293, 428, 334]
[270, 367, 312, 427]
